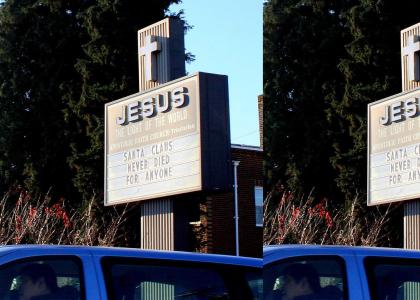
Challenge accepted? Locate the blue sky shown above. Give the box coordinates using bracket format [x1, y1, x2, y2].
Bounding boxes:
[169, 1, 263, 147]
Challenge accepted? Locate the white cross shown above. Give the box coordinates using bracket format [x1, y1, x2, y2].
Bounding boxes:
[402, 35, 420, 82]
[139, 35, 161, 82]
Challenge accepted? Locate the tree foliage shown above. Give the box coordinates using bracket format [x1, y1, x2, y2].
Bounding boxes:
[0, 0, 179, 202]
[264, 0, 420, 204]
[0, 0, 83, 196]
[264, 0, 354, 200]
[328, 0, 420, 201]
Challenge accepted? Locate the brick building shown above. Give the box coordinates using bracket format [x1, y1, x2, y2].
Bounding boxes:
[202, 145, 263, 257]
[189, 95, 263, 258]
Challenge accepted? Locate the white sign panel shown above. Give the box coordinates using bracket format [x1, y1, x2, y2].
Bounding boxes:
[368, 87, 420, 205]
[105, 75, 201, 205]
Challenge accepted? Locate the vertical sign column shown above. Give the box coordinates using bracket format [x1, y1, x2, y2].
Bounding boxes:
[137, 18, 186, 251]
[138, 18, 186, 92]
[402, 23, 420, 250]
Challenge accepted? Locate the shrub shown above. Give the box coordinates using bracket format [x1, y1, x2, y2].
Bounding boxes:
[0, 190, 128, 246]
[264, 185, 394, 246]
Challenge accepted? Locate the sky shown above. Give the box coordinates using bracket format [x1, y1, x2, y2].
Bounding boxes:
[169, 1, 263, 147]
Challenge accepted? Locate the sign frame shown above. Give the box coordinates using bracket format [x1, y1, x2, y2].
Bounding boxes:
[104, 72, 231, 206]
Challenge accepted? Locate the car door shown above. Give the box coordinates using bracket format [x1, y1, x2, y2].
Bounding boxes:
[93, 254, 262, 300]
[361, 255, 420, 300]
[0, 247, 101, 300]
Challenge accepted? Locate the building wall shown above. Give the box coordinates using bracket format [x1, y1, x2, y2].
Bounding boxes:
[204, 146, 263, 258]
[233, 146, 263, 257]
[205, 192, 235, 255]
[203, 94, 263, 257]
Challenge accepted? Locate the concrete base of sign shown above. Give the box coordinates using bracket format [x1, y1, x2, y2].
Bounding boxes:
[404, 200, 420, 249]
[140, 199, 174, 250]
[140, 197, 193, 251]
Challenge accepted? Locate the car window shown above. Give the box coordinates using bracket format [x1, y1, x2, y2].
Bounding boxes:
[0, 256, 84, 300]
[365, 257, 420, 300]
[102, 257, 261, 300]
[264, 256, 347, 300]
[246, 270, 263, 300]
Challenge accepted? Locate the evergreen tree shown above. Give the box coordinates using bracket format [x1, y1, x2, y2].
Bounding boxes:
[264, 0, 354, 199]
[0, 0, 85, 197]
[328, 0, 420, 202]
[0, 0, 180, 202]
[264, 0, 420, 204]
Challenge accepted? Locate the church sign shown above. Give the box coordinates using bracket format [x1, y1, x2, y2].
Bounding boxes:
[105, 72, 230, 205]
[368, 87, 420, 205]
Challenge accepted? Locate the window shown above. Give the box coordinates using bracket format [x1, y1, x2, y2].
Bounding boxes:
[365, 257, 420, 300]
[0, 256, 84, 300]
[255, 186, 263, 227]
[102, 258, 261, 300]
[264, 256, 347, 300]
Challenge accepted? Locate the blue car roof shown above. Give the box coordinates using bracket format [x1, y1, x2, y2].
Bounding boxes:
[264, 244, 420, 265]
[0, 245, 262, 268]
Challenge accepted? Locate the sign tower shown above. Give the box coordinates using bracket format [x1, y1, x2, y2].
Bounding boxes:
[104, 18, 231, 250]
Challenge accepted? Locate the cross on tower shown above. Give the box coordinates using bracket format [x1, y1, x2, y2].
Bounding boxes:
[139, 35, 161, 82]
[402, 34, 420, 82]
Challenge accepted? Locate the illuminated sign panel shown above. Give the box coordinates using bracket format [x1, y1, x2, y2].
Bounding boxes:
[368, 87, 420, 205]
[105, 72, 230, 205]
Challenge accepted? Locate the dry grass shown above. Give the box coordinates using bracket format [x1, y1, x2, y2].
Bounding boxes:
[264, 186, 393, 246]
[0, 190, 128, 246]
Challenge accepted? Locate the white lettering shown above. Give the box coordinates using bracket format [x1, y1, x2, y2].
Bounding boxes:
[380, 97, 420, 126]
[116, 87, 189, 126]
